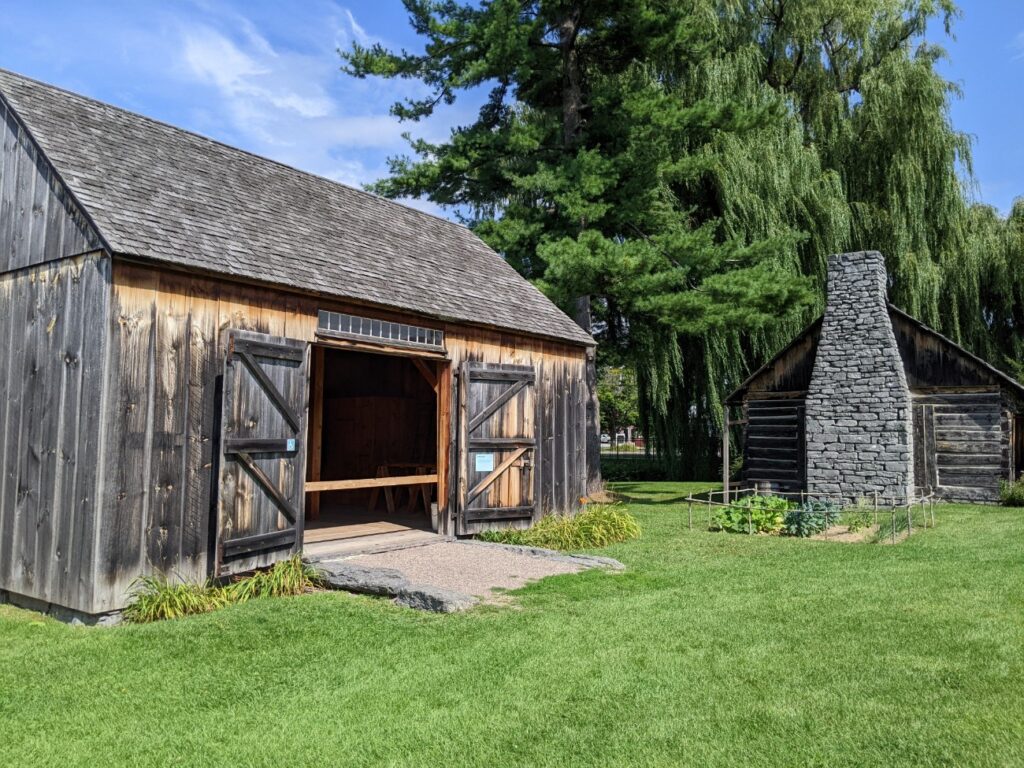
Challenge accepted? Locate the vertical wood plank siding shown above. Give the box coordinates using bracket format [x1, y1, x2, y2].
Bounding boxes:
[96, 260, 588, 611]
[0, 98, 101, 272]
[0, 254, 110, 614]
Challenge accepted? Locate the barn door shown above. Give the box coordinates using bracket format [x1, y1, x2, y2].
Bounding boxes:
[216, 329, 309, 576]
[456, 362, 538, 535]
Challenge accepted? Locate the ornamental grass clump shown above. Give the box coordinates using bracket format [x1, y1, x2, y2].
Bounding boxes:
[121, 576, 229, 624]
[478, 504, 640, 551]
[223, 555, 324, 602]
[123, 555, 324, 623]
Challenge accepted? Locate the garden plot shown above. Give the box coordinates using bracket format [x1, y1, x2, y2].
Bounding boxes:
[683, 488, 936, 543]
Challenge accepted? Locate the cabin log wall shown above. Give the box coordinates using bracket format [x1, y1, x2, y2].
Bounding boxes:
[743, 397, 805, 492]
[96, 259, 587, 611]
[911, 390, 1006, 502]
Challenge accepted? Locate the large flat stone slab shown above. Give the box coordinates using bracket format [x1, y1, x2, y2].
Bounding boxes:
[313, 540, 624, 612]
[317, 559, 477, 613]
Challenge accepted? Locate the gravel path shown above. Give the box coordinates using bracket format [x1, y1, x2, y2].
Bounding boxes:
[350, 541, 583, 598]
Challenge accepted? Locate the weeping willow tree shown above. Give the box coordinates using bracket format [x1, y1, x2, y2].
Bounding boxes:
[641, 0, 1001, 477]
[969, 200, 1024, 377]
[343, 0, 1021, 479]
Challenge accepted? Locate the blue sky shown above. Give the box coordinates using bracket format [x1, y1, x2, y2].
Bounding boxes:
[1, 1, 1022, 216]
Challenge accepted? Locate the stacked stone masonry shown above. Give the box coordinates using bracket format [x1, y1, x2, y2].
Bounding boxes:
[804, 251, 915, 503]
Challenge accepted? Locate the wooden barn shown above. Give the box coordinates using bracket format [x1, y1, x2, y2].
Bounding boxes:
[0, 70, 593, 618]
[725, 250, 1024, 504]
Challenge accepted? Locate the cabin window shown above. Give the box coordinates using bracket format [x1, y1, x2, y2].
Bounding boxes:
[317, 309, 445, 351]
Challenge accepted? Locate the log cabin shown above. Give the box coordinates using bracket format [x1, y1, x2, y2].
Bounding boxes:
[0, 70, 593, 619]
[724, 250, 1024, 504]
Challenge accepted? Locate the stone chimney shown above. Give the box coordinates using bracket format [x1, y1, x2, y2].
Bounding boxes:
[805, 251, 914, 503]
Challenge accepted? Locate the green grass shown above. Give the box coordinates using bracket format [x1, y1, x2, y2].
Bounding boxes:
[2, 480, 1022, 767]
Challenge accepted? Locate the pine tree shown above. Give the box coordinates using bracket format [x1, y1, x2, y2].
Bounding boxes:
[343, 1, 822, 479]
[343, 0, 1022, 479]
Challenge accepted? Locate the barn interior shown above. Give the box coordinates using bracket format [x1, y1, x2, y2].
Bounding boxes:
[304, 347, 441, 544]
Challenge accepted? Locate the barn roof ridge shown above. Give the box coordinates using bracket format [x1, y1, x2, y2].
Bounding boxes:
[0, 68, 593, 346]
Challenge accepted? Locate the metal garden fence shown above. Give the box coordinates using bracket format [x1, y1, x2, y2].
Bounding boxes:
[681, 486, 937, 543]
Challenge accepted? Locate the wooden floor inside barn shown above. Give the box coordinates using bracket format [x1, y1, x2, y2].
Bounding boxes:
[302, 503, 438, 559]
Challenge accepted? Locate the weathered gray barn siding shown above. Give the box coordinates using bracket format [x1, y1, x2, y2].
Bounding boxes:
[0, 253, 111, 614]
[0, 93, 111, 614]
[90, 259, 588, 612]
[0, 97, 101, 272]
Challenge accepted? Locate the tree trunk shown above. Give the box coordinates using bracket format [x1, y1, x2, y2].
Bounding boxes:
[561, 9, 602, 495]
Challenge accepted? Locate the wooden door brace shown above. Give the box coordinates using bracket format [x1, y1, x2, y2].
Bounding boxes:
[467, 446, 529, 504]
[235, 451, 298, 523]
[468, 379, 529, 433]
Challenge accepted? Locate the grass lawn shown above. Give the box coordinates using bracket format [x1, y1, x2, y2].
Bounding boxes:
[2, 481, 1022, 767]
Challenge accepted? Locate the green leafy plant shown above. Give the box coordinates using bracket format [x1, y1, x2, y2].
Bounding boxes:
[999, 478, 1024, 507]
[714, 494, 792, 534]
[121, 576, 229, 624]
[478, 504, 640, 551]
[843, 500, 876, 533]
[783, 501, 843, 538]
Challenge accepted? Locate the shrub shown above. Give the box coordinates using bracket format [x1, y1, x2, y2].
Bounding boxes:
[478, 504, 641, 551]
[783, 500, 843, 538]
[999, 478, 1024, 507]
[714, 494, 791, 534]
[122, 576, 229, 624]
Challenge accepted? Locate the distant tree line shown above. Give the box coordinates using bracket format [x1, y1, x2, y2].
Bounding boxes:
[343, 0, 1024, 479]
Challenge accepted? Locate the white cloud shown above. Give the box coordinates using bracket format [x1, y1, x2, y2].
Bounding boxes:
[344, 8, 372, 47]
[181, 25, 333, 119]
[169, 4, 471, 190]
[1013, 31, 1024, 61]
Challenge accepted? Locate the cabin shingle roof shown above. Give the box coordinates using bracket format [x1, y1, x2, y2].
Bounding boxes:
[0, 69, 592, 346]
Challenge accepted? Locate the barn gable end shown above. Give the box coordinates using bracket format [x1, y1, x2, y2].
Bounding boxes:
[0, 94, 103, 272]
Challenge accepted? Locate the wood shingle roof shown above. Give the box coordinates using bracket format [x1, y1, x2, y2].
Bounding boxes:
[0, 69, 592, 346]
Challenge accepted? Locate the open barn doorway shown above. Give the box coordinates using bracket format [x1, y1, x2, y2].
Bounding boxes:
[303, 346, 443, 545]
